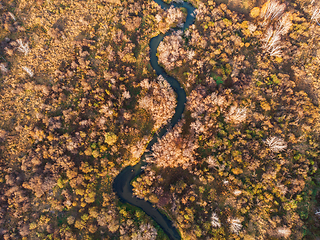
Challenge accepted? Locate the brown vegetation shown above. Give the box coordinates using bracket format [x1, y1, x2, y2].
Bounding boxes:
[1, 0, 320, 239]
[0, 0, 170, 239]
[133, 1, 320, 239]
[138, 75, 177, 131]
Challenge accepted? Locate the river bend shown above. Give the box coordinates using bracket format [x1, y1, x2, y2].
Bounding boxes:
[113, 1, 196, 239]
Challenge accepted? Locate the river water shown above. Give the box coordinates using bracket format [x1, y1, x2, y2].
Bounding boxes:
[113, 1, 196, 239]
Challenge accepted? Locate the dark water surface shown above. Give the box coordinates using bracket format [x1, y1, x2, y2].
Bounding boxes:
[113, 1, 196, 239]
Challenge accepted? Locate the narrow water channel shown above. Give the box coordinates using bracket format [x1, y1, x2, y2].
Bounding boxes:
[113, 1, 196, 239]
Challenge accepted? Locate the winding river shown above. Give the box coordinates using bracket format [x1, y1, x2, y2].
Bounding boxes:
[113, 1, 196, 239]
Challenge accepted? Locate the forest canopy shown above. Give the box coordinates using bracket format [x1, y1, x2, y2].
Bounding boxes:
[0, 0, 320, 239]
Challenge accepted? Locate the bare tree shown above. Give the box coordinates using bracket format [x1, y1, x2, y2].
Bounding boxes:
[225, 106, 247, 124]
[261, 27, 283, 57]
[265, 136, 287, 152]
[206, 156, 219, 168]
[131, 223, 157, 240]
[276, 227, 291, 238]
[275, 13, 292, 35]
[16, 39, 30, 56]
[228, 217, 242, 234]
[155, 14, 162, 23]
[311, 7, 320, 25]
[261, 0, 286, 23]
[211, 212, 221, 228]
[187, 49, 195, 60]
[0, 63, 8, 74]
[22, 66, 34, 77]
[8, 12, 16, 21]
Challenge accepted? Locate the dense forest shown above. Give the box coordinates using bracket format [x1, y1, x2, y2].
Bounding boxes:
[0, 0, 320, 239]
